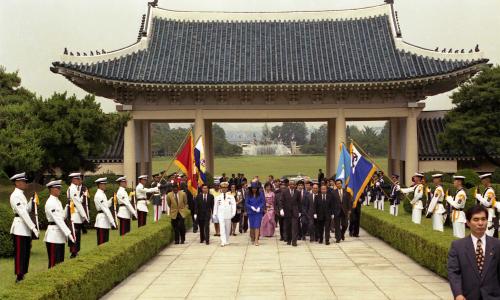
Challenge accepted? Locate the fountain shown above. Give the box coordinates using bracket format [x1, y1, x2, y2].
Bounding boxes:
[241, 141, 291, 156]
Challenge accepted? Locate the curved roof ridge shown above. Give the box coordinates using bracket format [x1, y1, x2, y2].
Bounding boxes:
[395, 38, 485, 61]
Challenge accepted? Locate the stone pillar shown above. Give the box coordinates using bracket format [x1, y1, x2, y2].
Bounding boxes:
[334, 109, 346, 173]
[205, 121, 214, 175]
[389, 118, 401, 177]
[123, 118, 136, 188]
[326, 119, 336, 177]
[405, 108, 419, 186]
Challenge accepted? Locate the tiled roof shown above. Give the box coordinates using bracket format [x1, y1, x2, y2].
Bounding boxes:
[417, 111, 464, 160]
[52, 5, 487, 86]
[89, 127, 124, 163]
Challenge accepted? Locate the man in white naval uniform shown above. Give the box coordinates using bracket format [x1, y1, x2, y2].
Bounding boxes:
[66, 172, 88, 258]
[44, 180, 74, 269]
[9, 172, 39, 282]
[426, 174, 446, 232]
[115, 176, 137, 236]
[446, 175, 467, 238]
[213, 182, 236, 246]
[135, 175, 159, 227]
[94, 177, 116, 245]
[475, 173, 498, 237]
[401, 173, 425, 224]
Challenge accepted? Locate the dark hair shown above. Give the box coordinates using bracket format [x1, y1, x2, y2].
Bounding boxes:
[201, 184, 208, 188]
[335, 179, 343, 184]
[466, 205, 489, 222]
[264, 182, 272, 189]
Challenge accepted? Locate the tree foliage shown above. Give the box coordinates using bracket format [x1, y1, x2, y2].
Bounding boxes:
[270, 122, 308, 146]
[0, 67, 129, 180]
[212, 124, 242, 156]
[438, 66, 500, 166]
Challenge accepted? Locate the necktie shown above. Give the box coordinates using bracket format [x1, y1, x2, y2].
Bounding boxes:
[339, 190, 343, 202]
[476, 239, 485, 275]
[323, 194, 326, 202]
[204, 194, 207, 202]
[291, 190, 294, 197]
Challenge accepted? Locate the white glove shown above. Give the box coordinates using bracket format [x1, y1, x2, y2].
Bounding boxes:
[298, 213, 301, 217]
[313, 214, 317, 219]
[112, 221, 117, 229]
[32, 228, 39, 238]
[68, 234, 76, 244]
[446, 196, 453, 202]
[331, 215, 334, 219]
[280, 209, 284, 217]
[194, 214, 197, 220]
[475, 194, 481, 200]
[256, 207, 260, 213]
[251, 206, 256, 212]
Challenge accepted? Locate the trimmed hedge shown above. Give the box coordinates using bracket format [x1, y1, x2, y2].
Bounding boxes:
[0, 204, 14, 257]
[361, 206, 453, 278]
[0, 213, 192, 300]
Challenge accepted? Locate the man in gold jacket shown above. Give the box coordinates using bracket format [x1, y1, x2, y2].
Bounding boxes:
[167, 183, 189, 244]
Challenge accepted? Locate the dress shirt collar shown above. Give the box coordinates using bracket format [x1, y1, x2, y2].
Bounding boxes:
[471, 234, 486, 256]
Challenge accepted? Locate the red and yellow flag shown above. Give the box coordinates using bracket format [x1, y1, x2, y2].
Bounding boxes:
[174, 131, 198, 195]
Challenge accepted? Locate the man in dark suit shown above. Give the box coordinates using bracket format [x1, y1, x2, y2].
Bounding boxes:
[194, 184, 214, 245]
[297, 181, 309, 241]
[279, 180, 301, 246]
[448, 205, 500, 300]
[314, 185, 334, 245]
[306, 183, 319, 242]
[275, 179, 287, 241]
[332, 179, 352, 243]
[318, 169, 325, 185]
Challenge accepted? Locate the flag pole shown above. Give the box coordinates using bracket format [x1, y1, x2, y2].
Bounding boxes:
[159, 127, 193, 182]
[349, 138, 412, 202]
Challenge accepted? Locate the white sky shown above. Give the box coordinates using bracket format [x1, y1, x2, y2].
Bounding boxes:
[1, 0, 498, 113]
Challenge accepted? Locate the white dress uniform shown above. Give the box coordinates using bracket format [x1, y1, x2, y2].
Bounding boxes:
[213, 192, 236, 246]
[94, 188, 116, 229]
[10, 187, 36, 237]
[135, 183, 159, 213]
[117, 186, 137, 220]
[429, 185, 446, 232]
[476, 187, 497, 237]
[401, 184, 424, 224]
[44, 195, 72, 244]
[446, 188, 467, 238]
[67, 183, 88, 224]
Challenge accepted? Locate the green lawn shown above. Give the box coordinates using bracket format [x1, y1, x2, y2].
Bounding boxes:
[0, 222, 142, 293]
[153, 155, 388, 179]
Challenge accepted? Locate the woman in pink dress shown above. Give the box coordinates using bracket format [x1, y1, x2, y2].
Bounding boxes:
[260, 183, 276, 237]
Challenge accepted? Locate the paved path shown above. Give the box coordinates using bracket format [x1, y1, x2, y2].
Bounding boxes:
[102, 227, 451, 300]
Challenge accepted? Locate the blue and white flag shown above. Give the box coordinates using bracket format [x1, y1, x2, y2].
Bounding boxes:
[335, 143, 351, 188]
[194, 136, 207, 185]
[347, 144, 376, 207]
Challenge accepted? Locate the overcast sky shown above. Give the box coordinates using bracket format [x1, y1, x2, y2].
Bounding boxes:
[1, 0, 499, 114]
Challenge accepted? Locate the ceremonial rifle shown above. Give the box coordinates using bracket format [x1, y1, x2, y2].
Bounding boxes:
[65, 194, 77, 242]
[130, 181, 137, 220]
[112, 192, 119, 228]
[29, 193, 40, 240]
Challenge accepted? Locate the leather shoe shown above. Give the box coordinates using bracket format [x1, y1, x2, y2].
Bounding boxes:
[292, 243, 297, 247]
[325, 241, 330, 245]
[335, 240, 340, 243]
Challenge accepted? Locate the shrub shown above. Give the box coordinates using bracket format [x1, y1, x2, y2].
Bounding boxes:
[361, 206, 452, 278]
[0, 206, 14, 257]
[0, 213, 192, 300]
[424, 171, 452, 184]
[454, 169, 480, 188]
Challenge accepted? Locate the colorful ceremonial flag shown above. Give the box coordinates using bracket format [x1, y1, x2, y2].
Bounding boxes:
[174, 131, 198, 195]
[335, 143, 351, 187]
[194, 136, 207, 185]
[347, 144, 376, 207]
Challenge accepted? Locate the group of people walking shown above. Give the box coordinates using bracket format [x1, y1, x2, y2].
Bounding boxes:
[190, 174, 355, 248]
[365, 171, 497, 239]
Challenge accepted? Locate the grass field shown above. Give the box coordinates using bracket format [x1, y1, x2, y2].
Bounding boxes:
[153, 155, 388, 179]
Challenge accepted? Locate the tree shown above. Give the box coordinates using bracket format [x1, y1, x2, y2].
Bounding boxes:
[212, 124, 242, 156]
[0, 67, 129, 180]
[269, 122, 308, 146]
[346, 123, 388, 157]
[438, 66, 500, 166]
[261, 123, 272, 144]
[302, 124, 327, 154]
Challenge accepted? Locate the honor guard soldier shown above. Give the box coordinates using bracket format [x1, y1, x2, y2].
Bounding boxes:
[389, 174, 401, 216]
[44, 180, 75, 268]
[135, 175, 159, 227]
[151, 173, 167, 222]
[475, 173, 498, 237]
[374, 173, 385, 211]
[426, 174, 446, 232]
[66, 172, 88, 258]
[94, 178, 116, 245]
[116, 176, 137, 235]
[446, 175, 467, 238]
[9, 172, 39, 282]
[401, 173, 425, 224]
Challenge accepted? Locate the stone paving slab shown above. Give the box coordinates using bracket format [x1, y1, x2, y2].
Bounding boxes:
[101, 227, 452, 300]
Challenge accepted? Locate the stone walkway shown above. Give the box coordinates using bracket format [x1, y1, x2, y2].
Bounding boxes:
[102, 227, 451, 300]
